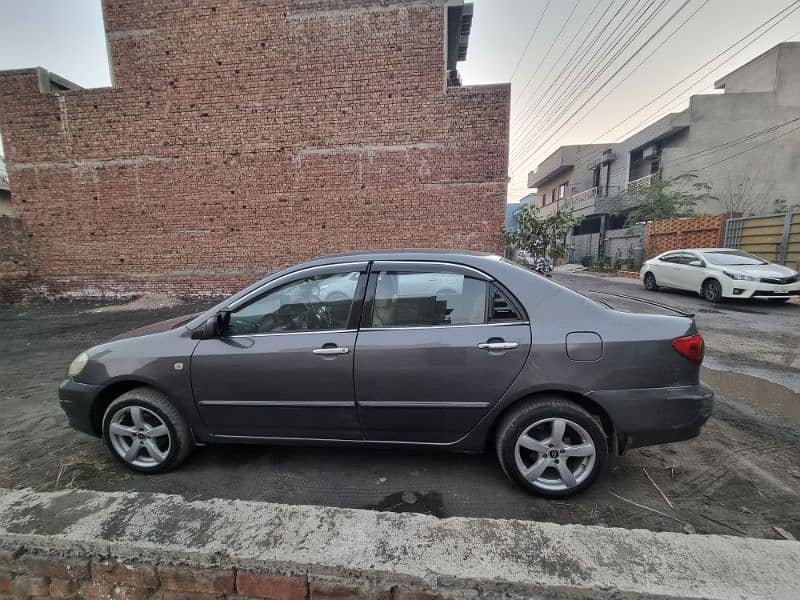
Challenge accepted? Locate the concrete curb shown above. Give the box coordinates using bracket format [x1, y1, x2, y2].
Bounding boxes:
[1, 488, 799, 599]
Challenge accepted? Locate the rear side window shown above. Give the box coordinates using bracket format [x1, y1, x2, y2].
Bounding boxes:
[659, 253, 681, 263]
[371, 271, 487, 327]
[490, 285, 524, 321]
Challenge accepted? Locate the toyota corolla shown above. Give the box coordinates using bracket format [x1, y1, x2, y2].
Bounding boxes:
[59, 250, 713, 497]
[641, 248, 799, 303]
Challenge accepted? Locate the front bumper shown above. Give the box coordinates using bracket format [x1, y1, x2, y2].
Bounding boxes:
[58, 379, 103, 436]
[721, 278, 800, 299]
[588, 383, 714, 452]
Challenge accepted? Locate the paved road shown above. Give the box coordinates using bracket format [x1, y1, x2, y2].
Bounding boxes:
[1, 281, 798, 540]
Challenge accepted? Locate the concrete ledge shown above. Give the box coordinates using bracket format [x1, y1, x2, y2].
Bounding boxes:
[1, 488, 799, 599]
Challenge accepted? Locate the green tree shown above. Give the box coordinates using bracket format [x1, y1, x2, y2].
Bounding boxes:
[613, 172, 716, 227]
[503, 203, 579, 261]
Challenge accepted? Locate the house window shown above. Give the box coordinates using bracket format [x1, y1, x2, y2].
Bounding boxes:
[558, 182, 568, 200]
[551, 189, 556, 204]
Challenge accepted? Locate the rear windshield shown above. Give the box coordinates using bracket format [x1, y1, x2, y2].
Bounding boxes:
[702, 250, 768, 266]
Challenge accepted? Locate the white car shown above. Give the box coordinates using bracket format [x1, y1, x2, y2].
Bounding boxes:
[640, 248, 799, 303]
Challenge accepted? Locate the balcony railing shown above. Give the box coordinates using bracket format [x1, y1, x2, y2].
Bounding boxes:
[568, 187, 598, 211]
[626, 173, 657, 193]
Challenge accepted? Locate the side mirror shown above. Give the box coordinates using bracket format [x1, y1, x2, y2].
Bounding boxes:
[689, 260, 704, 267]
[191, 313, 227, 339]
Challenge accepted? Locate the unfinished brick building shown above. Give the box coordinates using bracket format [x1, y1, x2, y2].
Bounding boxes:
[0, 0, 509, 299]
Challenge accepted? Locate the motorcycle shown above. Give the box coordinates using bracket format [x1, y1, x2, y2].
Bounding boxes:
[535, 257, 553, 278]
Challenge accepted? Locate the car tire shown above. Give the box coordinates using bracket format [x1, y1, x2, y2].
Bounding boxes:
[702, 279, 723, 303]
[643, 272, 659, 291]
[102, 387, 193, 474]
[495, 397, 608, 498]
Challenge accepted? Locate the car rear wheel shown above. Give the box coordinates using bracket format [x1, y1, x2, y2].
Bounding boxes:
[102, 387, 193, 473]
[702, 279, 723, 303]
[495, 398, 608, 498]
[643, 272, 659, 291]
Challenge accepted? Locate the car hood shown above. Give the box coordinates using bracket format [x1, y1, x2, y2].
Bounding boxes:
[108, 312, 202, 342]
[718, 263, 797, 278]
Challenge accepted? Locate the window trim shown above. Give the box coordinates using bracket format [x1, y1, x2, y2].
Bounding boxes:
[362, 268, 488, 329]
[223, 267, 368, 337]
[360, 261, 527, 330]
[225, 261, 369, 311]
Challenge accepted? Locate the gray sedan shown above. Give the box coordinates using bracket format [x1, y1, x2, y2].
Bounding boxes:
[59, 250, 713, 498]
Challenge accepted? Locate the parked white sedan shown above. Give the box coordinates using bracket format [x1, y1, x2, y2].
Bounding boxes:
[640, 248, 800, 303]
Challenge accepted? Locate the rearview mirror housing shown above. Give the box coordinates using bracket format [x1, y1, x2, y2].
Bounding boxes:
[191, 315, 222, 339]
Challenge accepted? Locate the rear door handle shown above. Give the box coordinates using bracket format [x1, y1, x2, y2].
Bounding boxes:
[478, 341, 519, 351]
[312, 346, 350, 355]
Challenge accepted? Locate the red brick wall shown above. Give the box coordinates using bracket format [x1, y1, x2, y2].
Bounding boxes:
[645, 214, 730, 258]
[0, 550, 445, 600]
[0, 216, 31, 300]
[0, 0, 509, 299]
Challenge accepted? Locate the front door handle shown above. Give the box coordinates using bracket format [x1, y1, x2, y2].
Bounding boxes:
[312, 346, 350, 355]
[478, 341, 519, 351]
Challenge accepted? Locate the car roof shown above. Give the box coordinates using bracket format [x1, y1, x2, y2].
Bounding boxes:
[659, 248, 735, 254]
[295, 248, 502, 267]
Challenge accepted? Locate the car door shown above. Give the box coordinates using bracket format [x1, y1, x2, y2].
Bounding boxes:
[354, 261, 531, 443]
[190, 263, 368, 440]
[653, 252, 683, 287]
[673, 252, 707, 292]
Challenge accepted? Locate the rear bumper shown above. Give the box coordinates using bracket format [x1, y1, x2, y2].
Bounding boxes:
[588, 383, 714, 452]
[58, 379, 102, 436]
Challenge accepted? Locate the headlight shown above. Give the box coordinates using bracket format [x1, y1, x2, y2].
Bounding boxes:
[723, 271, 758, 281]
[68, 352, 89, 377]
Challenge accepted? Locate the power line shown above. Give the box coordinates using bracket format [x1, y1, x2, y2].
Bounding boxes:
[593, 0, 800, 147]
[521, 0, 800, 183]
[513, 0, 663, 156]
[511, 0, 610, 123]
[509, 0, 623, 146]
[508, 0, 554, 82]
[668, 117, 800, 168]
[511, 0, 583, 106]
[531, 0, 711, 159]
[612, 2, 800, 141]
[513, 0, 667, 159]
[514, 0, 683, 165]
[693, 121, 800, 172]
[507, 1, 800, 196]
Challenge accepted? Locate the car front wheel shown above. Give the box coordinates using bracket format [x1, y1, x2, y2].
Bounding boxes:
[496, 398, 608, 498]
[702, 279, 723, 303]
[643, 272, 659, 291]
[102, 387, 193, 473]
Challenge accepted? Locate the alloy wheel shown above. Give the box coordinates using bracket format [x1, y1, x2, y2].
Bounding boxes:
[644, 273, 657, 290]
[704, 280, 721, 302]
[107, 405, 172, 468]
[514, 418, 596, 492]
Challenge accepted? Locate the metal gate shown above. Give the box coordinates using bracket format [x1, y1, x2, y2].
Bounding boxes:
[724, 209, 800, 269]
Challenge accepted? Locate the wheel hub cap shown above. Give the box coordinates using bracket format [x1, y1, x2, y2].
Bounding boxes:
[107, 405, 171, 468]
[514, 417, 597, 492]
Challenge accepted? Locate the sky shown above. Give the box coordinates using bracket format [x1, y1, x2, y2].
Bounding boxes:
[1, 0, 799, 198]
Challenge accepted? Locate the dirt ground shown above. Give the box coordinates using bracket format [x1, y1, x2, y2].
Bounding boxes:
[1, 293, 799, 541]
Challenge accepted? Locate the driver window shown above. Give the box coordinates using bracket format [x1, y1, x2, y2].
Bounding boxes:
[226, 271, 360, 335]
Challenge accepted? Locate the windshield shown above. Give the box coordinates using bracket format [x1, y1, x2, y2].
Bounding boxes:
[701, 250, 768, 266]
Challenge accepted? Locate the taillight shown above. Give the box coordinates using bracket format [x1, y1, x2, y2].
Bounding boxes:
[672, 334, 704, 365]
